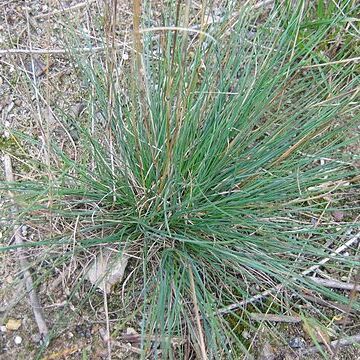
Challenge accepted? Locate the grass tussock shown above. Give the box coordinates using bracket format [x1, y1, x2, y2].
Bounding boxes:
[1, 0, 360, 358]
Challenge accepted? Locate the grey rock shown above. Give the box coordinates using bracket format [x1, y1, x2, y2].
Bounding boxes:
[289, 336, 306, 349]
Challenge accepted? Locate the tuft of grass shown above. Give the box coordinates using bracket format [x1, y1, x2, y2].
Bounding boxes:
[1, 0, 359, 358]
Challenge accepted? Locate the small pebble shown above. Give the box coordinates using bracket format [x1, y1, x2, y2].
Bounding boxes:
[69, 128, 79, 141]
[126, 327, 137, 335]
[332, 211, 344, 222]
[247, 31, 257, 40]
[75, 324, 92, 338]
[31, 333, 41, 343]
[260, 342, 275, 360]
[6, 318, 21, 331]
[21, 225, 28, 236]
[288, 336, 306, 349]
[0, 326, 6, 333]
[7, 102, 14, 114]
[99, 328, 109, 342]
[14, 336, 22, 345]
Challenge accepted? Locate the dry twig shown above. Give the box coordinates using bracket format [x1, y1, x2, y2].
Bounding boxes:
[188, 266, 208, 360]
[3, 153, 49, 339]
[34, 0, 95, 19]
[302, 57, 360, 68]
[217, 232, 360, 315]
[300, 293, 353, 314]
[308, 277, 360, 292]
[302, 333, 360, 354]
[249, 313, 301, 323]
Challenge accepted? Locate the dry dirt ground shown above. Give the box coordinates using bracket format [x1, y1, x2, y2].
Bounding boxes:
[0, 1, 359, 359]
[0, 1, 138, 359]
